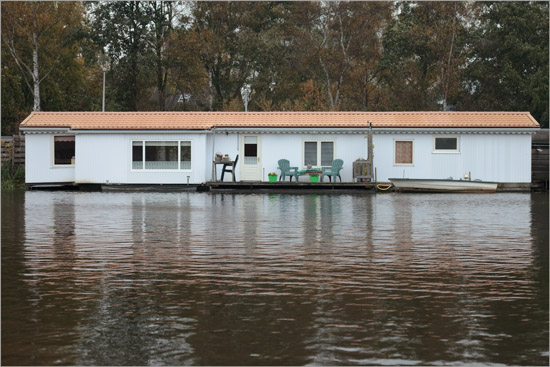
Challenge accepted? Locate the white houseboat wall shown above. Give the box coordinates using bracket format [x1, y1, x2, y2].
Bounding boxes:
[19, 112, 540, 187]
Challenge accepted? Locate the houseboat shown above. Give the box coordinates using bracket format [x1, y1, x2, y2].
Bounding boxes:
[19, 111, 540, 189]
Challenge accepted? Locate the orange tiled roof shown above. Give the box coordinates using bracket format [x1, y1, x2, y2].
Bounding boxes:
[19, 111, 540, 130]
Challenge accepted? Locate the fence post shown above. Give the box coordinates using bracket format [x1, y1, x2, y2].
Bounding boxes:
[12, 135, 15, 169]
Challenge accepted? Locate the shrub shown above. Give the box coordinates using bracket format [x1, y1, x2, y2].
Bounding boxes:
[1, 163, 25, 190]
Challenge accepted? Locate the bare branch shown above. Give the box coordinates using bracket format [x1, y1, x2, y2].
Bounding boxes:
[1, 35, 34, 93]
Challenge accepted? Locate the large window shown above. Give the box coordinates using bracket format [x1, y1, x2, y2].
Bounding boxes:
[434, 136, 459, 153]
[394, 140, 413, 165]
[303, 140, 334, 167]
[54, 136, 75, 165]
[132, 140, 191, 170]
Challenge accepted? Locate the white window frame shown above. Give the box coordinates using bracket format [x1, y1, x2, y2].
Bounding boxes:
[433, 135, 460, 154]
[393, 139, 414, 166]
[51, 135, 75, 168]
[130, 140, 192, 172]
[302, 139, 336, 168]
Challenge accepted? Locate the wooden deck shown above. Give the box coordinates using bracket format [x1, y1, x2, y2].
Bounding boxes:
[96, 181, 377, 193]
[205, 181, 377, 193]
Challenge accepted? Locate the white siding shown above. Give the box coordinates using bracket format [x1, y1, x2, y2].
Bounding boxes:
[251, 133, 367, 182]
[373, 133, 532, 183]
[208, 134, 240, 181]
[75, 133, 207, 184]
[26, 130, 532, 184]
[25, 134, 75, 183]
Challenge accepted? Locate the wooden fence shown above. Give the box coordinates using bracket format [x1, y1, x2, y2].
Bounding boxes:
[532, 129, 549, 191]
[1, 135, 25, 168]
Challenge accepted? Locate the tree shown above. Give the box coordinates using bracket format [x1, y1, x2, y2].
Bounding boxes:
[1, 1, 84, 112]
[459, 2, 549, 127]
[147, 2, 176, 111]
[379, 2, 471, 110]
[165, 22, 209, 111]
[90, 1, 152, 111]
[192, 1, 273, 110]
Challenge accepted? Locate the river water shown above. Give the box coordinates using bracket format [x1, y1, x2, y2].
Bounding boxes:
[1, 190, 548, 366]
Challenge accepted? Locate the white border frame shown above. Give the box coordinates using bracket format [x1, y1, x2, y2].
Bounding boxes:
[302, 139, 336, 168]
[432, 135, 460, 154]
[51, 135, 76, 168]
[393, 139, 414, 166]
[130, 139, 192, 172]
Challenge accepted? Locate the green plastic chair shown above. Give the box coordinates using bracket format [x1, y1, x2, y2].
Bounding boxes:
[277, 159, 299, 182]
[321, 159, 344, 182]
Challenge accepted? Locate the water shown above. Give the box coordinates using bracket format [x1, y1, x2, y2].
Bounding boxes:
[2, 190, 548, 366]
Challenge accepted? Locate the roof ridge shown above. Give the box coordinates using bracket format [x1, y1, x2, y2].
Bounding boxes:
[30, 110, 532, 115]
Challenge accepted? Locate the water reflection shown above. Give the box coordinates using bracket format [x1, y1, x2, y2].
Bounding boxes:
[1, 191, 548, 365]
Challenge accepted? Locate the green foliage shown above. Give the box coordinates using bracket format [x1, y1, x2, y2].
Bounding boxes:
[1, 163, 25, 190]
[1, 1, 93, 134]
[459, 2, 549, 127]
[379, 2, 471, 110]
[1, 1, 548, 127]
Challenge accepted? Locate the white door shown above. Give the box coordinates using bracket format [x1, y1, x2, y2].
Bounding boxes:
[240, 135, 262, 181]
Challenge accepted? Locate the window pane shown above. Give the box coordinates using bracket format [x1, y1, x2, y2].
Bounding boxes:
[304, 142, 317, 166]
[145, 141, 178, 169]
[54, 136, 75, 165]
[395, 141, 413, 164]
[244, 136, 257, 165]
[435, 137, 457, 150]
[180, 141, 191, 169]
[132, 141, 143, 169]
[244, 143, 257, 157]
[321, 142, 334, 166]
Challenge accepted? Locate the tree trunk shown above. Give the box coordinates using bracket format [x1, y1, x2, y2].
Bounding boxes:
[32, 9, 40, 111]
[157, 48, 165, 111]
[208, 70, 214, 111]
[362, 73, 368, 110]
[441, 3, 458, 112]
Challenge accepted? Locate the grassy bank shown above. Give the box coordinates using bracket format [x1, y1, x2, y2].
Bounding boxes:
[2, 163, 25, 190]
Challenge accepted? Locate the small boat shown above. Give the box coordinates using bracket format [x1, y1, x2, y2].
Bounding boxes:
[388, 178, 498, 193]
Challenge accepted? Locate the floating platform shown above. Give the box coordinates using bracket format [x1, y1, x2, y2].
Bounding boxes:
[26, 181, 532, 193]
[205, 181, 376, 194]
[98, 181, 377, 194]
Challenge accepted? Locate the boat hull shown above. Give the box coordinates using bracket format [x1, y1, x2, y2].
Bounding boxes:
[388, 178, 498, 193]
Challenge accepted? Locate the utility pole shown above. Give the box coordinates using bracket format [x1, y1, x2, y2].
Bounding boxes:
[99, 52, 110, 112]
[102, 70, 106, 112]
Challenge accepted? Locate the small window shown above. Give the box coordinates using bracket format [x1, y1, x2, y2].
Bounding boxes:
[303, 140, 334, 167]
[434, 137, 459, 153]
[54, 136, 75, 165]
[395, 140, 413, 165]
[244, 136, 258, 165]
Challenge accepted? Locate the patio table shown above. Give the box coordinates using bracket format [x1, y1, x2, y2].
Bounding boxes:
[297, 168, 322, 182]
[297, 168, 322, 176]
[212, 159, 236, 182]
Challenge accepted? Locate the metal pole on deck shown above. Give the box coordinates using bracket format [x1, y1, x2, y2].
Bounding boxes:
[368, 121, 374, 182]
